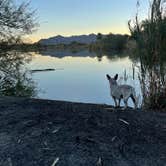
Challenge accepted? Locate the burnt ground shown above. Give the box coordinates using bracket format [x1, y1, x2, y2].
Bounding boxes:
[0, 96, 166, 166]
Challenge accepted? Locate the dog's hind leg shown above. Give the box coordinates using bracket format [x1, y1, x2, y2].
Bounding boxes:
[131, 94, 137, 109]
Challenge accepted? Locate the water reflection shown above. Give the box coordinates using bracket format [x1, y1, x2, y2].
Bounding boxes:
[0, 49, 142, 106]
[0, 51, 37, 97]
[37, 49, 129, 62]
[29, 50, 139, 106]
[38, 49, 96, 59]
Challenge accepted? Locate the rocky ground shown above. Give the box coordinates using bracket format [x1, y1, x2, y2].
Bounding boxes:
[0, 96, 166, 166]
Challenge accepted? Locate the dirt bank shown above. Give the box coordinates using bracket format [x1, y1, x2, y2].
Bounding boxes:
[0, 97, 166, 166]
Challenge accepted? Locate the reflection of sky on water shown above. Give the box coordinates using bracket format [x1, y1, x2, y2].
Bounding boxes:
[28, 52, 141, 107]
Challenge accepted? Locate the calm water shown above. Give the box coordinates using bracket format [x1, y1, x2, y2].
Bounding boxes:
[28, 50, 141, 107]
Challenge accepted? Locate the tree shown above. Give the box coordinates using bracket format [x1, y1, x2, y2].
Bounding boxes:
[0, 51, 37, 97]
[97, 33, 103, 41]
[102, 34, 128, 51]
[0, 0, 37, 44]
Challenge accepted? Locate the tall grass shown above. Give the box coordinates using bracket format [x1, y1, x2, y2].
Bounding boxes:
[128, 0, 166, 109]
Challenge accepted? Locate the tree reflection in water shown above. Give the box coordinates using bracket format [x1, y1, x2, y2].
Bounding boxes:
[0, 50, 37, 97]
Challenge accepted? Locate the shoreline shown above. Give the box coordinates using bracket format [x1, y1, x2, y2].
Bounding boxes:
[0, 96, 165, 166]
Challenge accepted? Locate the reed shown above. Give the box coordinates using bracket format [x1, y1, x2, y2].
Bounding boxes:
[128, 0, 166, 109]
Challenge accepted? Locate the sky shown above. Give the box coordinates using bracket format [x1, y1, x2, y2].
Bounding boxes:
[16, 0, 149, 42]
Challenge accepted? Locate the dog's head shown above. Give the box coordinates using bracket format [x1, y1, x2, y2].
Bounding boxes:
[106, 74, 118, 86]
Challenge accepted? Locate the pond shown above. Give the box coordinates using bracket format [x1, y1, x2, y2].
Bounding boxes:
[27, 50, 141, 107]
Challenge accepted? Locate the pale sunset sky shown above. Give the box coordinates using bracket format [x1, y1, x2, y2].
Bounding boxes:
[16, 0, 149, 42]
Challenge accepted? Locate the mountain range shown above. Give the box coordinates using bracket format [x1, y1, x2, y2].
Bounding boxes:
[38, 34, 97, 45]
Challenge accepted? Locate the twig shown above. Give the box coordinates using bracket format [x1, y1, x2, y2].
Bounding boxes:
[96, 157, 103, 166]
[7, 158, 12, 166]
[85, 137, 96, 143]
[52, 127, 61, 134]
[17, 139, 21, 143]
[111, 136, 117, 142]
[119, 118, 130, 125]
[51, 158, 59, 166]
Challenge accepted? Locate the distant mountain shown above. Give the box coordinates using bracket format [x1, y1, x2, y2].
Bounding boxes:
[38, 34, 97, 45]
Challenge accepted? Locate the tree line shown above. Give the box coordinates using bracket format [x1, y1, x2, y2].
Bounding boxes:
[89, 33, 129, 52]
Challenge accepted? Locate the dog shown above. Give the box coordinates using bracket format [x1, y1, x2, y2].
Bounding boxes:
[106, 74, 137, 109]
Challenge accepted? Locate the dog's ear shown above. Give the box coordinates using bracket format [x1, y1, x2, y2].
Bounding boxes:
[106, 74, 111, 80]
[114, 74, 118, 80]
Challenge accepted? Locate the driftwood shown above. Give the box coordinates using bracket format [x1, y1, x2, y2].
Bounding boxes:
[30, 68, 64, 73]
[30, 68, 55, 73]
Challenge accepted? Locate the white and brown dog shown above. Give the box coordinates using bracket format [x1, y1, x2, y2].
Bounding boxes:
[106, 74, 137, 109]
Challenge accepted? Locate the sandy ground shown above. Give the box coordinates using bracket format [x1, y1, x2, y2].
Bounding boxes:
[0, 96, 166, 166]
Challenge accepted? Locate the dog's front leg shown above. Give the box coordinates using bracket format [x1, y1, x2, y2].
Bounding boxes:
[118, 98, 121, 107]
[123, 99, 128, 109]
[112, 96, 118, 107]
